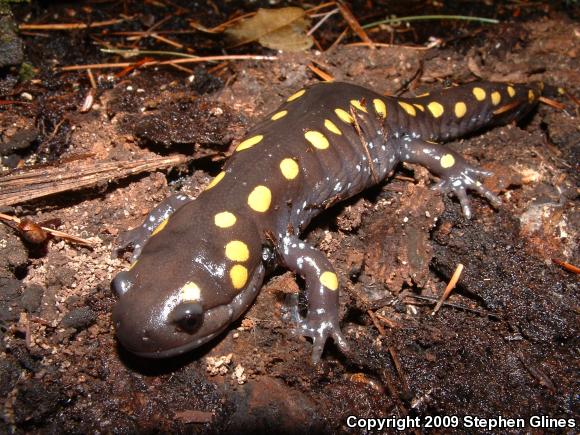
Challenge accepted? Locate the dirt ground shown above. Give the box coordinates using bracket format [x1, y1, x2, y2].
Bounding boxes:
[0, 1, 578, 433]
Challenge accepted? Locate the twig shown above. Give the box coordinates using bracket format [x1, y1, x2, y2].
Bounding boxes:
[362, 14, 500, 30]
[150, 33, 183, 49]
[60, 54, 277, 71]
[367, 310, 386, 336]
[19, 18, 129, 31]
[0, 154, 190, 206]
[552, 258, 580, 274]
[307, 63, 334, 82]
[337, 1, 374, 47]
[432, 263, 464, 315]
[327, 26, 349, 52]
[347, 41, 431, 50]
[0, 213, 94, 247]
[405, 294, 496, 318]
[388, 345, 411, 398]
[307, 8, 339, 36]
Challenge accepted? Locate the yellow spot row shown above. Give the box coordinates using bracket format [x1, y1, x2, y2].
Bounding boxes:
[248, 185, 272, 212]
[305, 130, 329, 150]
[230, 264, 248, 289]
[319, 271, 339, 291]
[280, 158, 299, 180]
[440, 153, 455, 169]
[225, 240, 249, 262]
[214, 211, 236, 228]
[236, 134, 263, 152]
[206, 171, 225, 190]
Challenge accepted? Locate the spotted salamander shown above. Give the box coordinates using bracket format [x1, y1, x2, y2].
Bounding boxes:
[112, 81, 542, 361]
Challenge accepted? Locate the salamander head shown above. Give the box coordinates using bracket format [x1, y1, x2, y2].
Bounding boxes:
[111, 208, 264, 358]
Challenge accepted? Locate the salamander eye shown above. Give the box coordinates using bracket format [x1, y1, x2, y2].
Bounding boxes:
[170, 302, 203, 334]
[111, 271, 132, 298]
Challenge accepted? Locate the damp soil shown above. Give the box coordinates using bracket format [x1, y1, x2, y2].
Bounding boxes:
[0, 1, 578, 433]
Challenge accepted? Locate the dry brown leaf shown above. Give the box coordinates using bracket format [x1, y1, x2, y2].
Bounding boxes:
[225, 7, 313, 52]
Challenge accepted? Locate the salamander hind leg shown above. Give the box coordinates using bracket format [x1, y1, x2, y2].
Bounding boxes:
[400, 138, 501, 219]
[278, 234, 349, 363]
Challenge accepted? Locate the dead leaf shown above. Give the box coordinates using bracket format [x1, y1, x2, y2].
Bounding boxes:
[225, 7, 313, 52]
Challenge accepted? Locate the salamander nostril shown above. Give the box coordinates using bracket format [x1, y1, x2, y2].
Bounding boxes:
[170, 302, 203, 334]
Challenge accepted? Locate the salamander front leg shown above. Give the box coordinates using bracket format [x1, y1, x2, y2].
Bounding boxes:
[115, 193, 192, 260]
[279, 234, 349, 363]
[400, 138, 501, 219]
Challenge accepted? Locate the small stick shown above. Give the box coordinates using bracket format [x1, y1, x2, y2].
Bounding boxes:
[60, 54, 277, 71]
[307, 63, 334, 82]
[304, 1, 337, 15]
[86, 69, 97, 89]
[432, 263, 464, 315]
[367, 310, 386, 336]
[374, 312, 402, 329]
[347, 41, 431, 50]
[307, 8, 339, 36]
[0, 213, 94, 247]
[327, 26, 349, 52]
[150, 33, 184, 49]
[539, 96, 566, 111]
[552, 258, 580, 274]
[337, 1, 374, 47]
[19, 18, 129, 31]
[388, 345, 411, 397]
[157, 54, 278, 66]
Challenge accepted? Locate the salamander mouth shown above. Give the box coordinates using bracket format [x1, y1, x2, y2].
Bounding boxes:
[115, 264, 265, 359]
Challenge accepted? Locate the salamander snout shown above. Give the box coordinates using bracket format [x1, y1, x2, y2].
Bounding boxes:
[111, 271, 132, 297]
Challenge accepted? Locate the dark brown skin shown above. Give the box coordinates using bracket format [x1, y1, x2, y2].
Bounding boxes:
[111, 81, 541, 361]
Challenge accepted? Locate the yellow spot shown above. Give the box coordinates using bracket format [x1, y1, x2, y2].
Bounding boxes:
[206, 171, 225, 190]
[398, 101, 416, 116]
[127, 260, 138, 271]
[214, 211, 236, 228]
[473, 87, 486, 101]
[225, 240, 250, 262]
[454, 101, 467, 118]
[319, 271, 339, 291]
[416, 92, 430, 97]
[440, 154, 455, 169]
[335, 108, 354, 124]
[287, 89, 305, 102]
[491, 91, 501, 106]
[304, 130, 329, 150]
[507, 86, 516, 97]
[230, 265, 248, 289]
[427, 101, 444, 118]
[373, 99, 387, 119]
[271, 110, 288, 121]
[413, 103, 425, 112]
[528, 89, 535, 103]
[181, 282, 201, 301]
[350, 99, 367, 113]
[247, 185, 272, 212]
[236, 135, 263, 152]
[324, 119, 342, 135]
[279, 158, 299, 180]
[151, 219, 168, 237]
